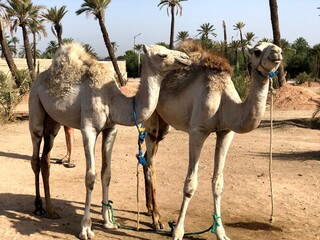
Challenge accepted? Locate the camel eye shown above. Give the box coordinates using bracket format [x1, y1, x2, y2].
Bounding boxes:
[254, 50, 261, 57]
[158, 54, 168, 59]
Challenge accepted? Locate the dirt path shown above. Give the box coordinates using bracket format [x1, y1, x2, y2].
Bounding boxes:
[0, 108, 319, 240]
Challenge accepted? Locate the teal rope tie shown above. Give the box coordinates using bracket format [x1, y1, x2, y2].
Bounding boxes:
[133, 97, 147, 166]
[101, 200, 120, 227]
[211, 215, 221, 233]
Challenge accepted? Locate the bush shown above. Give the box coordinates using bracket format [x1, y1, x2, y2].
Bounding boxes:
[0, 70, 31, 121]
[294, 72, 312, 85]
[232, 72, 250, 100]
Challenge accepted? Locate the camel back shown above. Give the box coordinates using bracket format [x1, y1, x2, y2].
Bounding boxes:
[41, 43, 112, 97]
[162, 40, 233, 93]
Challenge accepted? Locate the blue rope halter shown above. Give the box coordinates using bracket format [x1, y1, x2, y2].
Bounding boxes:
[133, 97, 147, 166]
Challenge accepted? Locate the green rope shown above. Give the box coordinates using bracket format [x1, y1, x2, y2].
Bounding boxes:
[211, 215, 221, 233]
[101, 200, 215, 236]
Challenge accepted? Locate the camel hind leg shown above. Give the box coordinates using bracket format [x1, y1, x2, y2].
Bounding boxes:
[29, 106, 45, 216]
[41, 115, 61, 218]
[144, 111, 170, 229]
[29, 93, 61, 218]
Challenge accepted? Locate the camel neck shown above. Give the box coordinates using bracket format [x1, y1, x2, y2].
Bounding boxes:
[109, 57, 162, 126]
[226, 71, 270, 133]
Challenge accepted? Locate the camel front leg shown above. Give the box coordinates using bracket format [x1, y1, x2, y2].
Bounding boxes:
[79, 126, 98, 240]
[212, 130, 234, 240]
[172, 129, 208, 240]
[100, 125, 118, 229]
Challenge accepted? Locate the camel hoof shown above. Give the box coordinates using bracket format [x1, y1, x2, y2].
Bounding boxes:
[44, 212, 61, 219]
[152, 221, 164, 230]
[79, 228, 95, 240]
[34, 207, 46, 216]
[103, 222, 118, 229]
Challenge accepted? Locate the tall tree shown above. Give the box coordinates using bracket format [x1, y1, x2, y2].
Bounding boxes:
[42, 5, 68, 47]
[269, 0, 285, 87]
[197, 22, 217, 49]
[222, 20, 228, 59]
[158, 0, 187, 49]
[233, 22, 247, 67]
[28, 19, 47, 68]
[76, 0, 125, 86]
[0, 0, 45, 81]
[0, 11, 19, 83]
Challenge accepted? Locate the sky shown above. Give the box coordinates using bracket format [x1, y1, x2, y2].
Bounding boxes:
[24, 0, 320, 58]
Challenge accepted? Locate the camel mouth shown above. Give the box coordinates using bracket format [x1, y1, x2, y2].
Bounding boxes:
[176, 57, 192, 66]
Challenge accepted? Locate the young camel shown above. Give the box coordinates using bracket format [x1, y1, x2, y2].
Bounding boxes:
[28, 42, 191, 239]
[143, 40, 283, 240]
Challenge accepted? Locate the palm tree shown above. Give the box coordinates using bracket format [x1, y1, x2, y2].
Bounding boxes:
[0, 0, 45, 80]
[229, 39, 241, 70]
[111, 41, 118, 54]
[83, 43, 98, 59]
[245, 32, 256, 46]
[269, 0, 285, 87]
[233, 21, 247, 67]
[197, 22, 217, 49]
[42, 5, 68, 47]
[158, 0, 187, 49]
[176, 30, 189, 42]
[28, 19, 47, 68]
[0, 8, 19, 82]
[10, 36, 19, 57]
[76, 0, 125, 86]
[42, 40, 58, 58]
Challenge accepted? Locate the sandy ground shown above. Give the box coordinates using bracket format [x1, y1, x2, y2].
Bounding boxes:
[0, 81, 320, 240]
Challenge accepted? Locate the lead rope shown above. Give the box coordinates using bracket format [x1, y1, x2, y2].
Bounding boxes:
[132, 97, 147, 230]
[268, 70, 278, 223]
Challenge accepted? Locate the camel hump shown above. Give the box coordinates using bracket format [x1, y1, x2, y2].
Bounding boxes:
[176, 39, 233, 74]
[42, 42, 108, 97]
[50, 42, 96, 74]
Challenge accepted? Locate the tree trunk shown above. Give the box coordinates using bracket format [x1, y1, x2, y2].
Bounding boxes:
[33, 32, 36, 68]
[223, 20, 228, 60]
[269, 0, 285, 87]
[21, 24, 35, 81]
[98, 17, 125, 86]
[0, 19, 20, 84]
[239, 30, 247, 68]
[169, 5, 175, 49]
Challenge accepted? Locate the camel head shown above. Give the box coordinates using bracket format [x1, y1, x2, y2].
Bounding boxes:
[248, 42, 283, 78]
[143, 44, 191, 73]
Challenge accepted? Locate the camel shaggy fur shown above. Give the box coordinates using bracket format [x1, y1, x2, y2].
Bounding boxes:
[142, 40, 283, 240]
[28, 42, 191, 239]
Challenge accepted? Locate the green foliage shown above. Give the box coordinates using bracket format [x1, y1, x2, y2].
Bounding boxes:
[294, 72, 312, 85]
[232, 71, 250, 100]
[0, 70, 31, 121]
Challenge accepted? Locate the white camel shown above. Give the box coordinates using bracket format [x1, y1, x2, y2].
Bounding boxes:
[28, 42, 191, 239]
[142, 40, 283, 240]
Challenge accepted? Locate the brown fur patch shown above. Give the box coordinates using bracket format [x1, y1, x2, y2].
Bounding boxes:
[176, 40, 233, 74]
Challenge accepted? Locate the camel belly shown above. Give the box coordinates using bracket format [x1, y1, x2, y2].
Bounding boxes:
[39, 85, 82, 129]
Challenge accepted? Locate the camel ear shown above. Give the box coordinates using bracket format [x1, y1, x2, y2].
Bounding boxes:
[247, 47, 253, 57]
[143, 44, 149, 53]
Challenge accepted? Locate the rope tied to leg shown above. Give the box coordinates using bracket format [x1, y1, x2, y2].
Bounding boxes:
[211, 215, 221, 233]
[101, 200, 120, 227]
